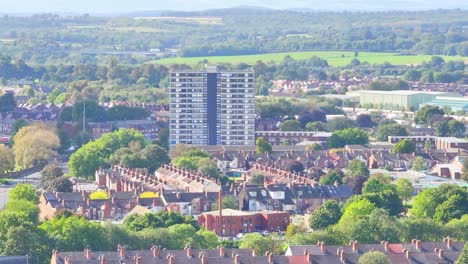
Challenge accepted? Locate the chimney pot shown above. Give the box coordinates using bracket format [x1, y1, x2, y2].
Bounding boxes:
[85, 248, 92, 260]
[320, 242, 326, 253]
[268, 253, 273, 264]
[152, 247, 160, 258]
[352, 241, 358, 252]
[415, 240, 421, 251]
[438, 249, 444, 259]
[234, 254, 240, 264]
[99, 255, 106, 264]
[118, 244, 126, 258]
[446, 237, 453, 249]
[168, 255, 174, 264]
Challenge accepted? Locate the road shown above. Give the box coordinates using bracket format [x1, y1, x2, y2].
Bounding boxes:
[0, 171, 41, 209]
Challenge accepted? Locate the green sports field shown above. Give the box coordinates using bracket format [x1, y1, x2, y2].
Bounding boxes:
[153, 51, 468, 67]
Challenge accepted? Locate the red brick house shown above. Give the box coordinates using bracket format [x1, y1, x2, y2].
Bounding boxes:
[198, 209, 290, 237]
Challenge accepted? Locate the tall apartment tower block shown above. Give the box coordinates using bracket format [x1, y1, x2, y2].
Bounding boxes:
[169, 66, 255, 146]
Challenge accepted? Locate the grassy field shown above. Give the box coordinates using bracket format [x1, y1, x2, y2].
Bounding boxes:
[153, 51, 468, 67]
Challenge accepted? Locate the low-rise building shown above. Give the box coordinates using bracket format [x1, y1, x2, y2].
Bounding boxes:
[285, 238, 463, 264]
[255, 131, 331, 146]
[50, 246, 290, 264]
[198, 209, 290, 236]
[39, 191, 163, 221]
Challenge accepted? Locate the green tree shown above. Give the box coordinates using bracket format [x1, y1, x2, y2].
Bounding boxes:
[414, 105, 444, 124]
[319, 170, 344, 185]
[328, 128, 369, 148]
[13, 123, 60, 168]
[362, 179, 394, 194]
[239, 233, 274, 256]
[256, 137, 272, 155]
[49, 177, 73, 192]
[411, 157, 426, 171]
[456, 243, 468, 264]
[0, 144, 15, 173]
[326, 117, 357, 131]
[359, 251, 390, 264]
[448, 119, 466, 137]
[336, 208, 399, 244]
[69, 129, 145, 178]
[9, 183, 39, 204]
[11, 118, 28, 139]
[286, 160, 305, 174]
[433, 194, 466, 223]
[435, 120, 450, 136]
[392, 139, 415, 154]
[306, 143, 324, 151]
[0, 215, 50, 264]
[376, 124, 408, 141]
[339, 198, 377, 224]
[397, 217, 445, 243]
[249, 173, 265, 184]
[285, 223, 308, 239]
[309, 200, 342, 230]
[410, 184, 467, 223]
[4, 199, 39, 224]
[167, 224, 197, 249]
[305, 121, 326, 131]
[212, 195, 238, 210]
[40, 215, 110, 251]
[394, 178, 414, 202]
[0, 92, 16, 132]
[346, 160, 370, 178]
[40, 163, 64, 189]
[446, 215, 468, 242]
[279, 119, 302, 131]
[356, 114, 374, 127]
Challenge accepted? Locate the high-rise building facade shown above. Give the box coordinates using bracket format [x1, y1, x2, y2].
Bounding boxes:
[169, 66, 255, 146]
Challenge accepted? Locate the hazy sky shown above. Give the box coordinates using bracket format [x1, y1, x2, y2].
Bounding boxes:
[0, 0, 466, 14]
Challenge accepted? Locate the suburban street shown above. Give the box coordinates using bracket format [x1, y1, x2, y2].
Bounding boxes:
[0, 171, 41, 209]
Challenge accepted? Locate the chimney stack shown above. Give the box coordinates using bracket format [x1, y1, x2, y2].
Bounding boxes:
[339, 249, 345, 263]
[438, 249, 444, 259]
[415, 240, 421, 251]
[118, 244, 126, 258]
[351, 241, 358, 252]
[234, 254, 240, 264]
[445, 237, 453, 249]
[168, 255, 174, 264]
[85, 248, 92, 260]
[186, 247, 193, 258]
[384, 242, 389, 252]
[404, 248, 410, 259]
[152, 247, 160, 258]
[201, 254, 207, 264]
[320, 242, 326, 253]
[252, 250, 256, 257]
[219, 247, 225, 257]
[306, 252, 313, 264]
[99, 255, 106, 264]
[268, 253, 273, 264]
[134, 256, 142, 264]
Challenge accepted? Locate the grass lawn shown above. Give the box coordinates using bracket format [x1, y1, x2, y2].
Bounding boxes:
[153, 51, 468, 67]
